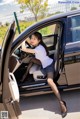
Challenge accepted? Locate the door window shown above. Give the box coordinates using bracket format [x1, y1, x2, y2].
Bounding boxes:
[64, 15, 80, 85]
[71, 15, 80, 42]
[68, 15, 80, 43]
[39, 24, 61, 49]
[65, 15, 80, 53]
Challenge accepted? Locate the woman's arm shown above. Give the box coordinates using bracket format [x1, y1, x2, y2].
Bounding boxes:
[21, 45, 35, 54]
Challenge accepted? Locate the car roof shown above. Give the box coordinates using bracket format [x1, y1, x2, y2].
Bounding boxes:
[44, 9, 80, 21]
[34, 9, 80, 27]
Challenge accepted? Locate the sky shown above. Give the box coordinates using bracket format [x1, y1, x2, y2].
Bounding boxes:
[0, 0, 15, 5]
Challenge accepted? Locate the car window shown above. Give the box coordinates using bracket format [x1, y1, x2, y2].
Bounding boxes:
[20, 24, 61, 49]
[39, 24, 56, 36]
[68, 15, 80, 43]
[71, 15, 80, 42]
[39, 24, 61, 49]
[43, 35, 54, 47]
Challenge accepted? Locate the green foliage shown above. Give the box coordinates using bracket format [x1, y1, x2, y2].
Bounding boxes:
[0, 26, 8, 45]
[39, 26, 51, 36]
[71, 7, 77, 10]
[18, 0, 48, 21]
[5, 22, 9, 26]
[19, 20, 34, 32]
[39, 24, 55, 36]
[0, 21, 34, 45]
[54, 11, 62, 14]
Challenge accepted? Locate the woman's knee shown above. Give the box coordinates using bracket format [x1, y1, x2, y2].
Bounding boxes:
[47, 78, 57, 87]
[47, 78, 53, 84]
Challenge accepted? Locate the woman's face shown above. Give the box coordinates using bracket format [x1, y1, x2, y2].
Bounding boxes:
[30, 35, 40, 46]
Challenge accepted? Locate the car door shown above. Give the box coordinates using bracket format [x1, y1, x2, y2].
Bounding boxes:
[64, 14, 80, 85]
[0, 21, 21, 119]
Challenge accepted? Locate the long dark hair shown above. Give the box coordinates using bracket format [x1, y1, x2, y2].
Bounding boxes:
[32, 32, 49, 56]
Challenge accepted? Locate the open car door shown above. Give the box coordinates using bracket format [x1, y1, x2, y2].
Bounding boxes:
[0, 21, 21, 119]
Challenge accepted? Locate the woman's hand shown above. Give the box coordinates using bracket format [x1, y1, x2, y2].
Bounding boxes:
[21, 46, 35, 54]
[21, 41, 35, 54]
[21, 46, 26, 53]
[21, 41, 26, 51]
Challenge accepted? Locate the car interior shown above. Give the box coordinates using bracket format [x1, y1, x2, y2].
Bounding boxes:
[8, 23, 65, 92]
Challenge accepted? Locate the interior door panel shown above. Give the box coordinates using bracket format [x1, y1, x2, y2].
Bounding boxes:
[0, 21, 21, 119]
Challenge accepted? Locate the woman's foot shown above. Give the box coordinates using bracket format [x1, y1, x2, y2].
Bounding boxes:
[59, 101, 67, 118]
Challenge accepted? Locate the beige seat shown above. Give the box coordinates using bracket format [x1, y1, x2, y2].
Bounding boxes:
[29, 64, 41, 74]
[33, 70, 46, 81]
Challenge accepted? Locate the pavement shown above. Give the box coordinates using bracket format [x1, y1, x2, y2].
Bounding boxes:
[19, 89, 80, 119]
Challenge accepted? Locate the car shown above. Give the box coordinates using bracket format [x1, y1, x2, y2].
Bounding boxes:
[0, 9, 80, 118]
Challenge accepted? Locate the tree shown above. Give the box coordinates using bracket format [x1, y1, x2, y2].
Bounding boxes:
[18, 0, 48, 21]
[54, 11, 62, 15]
[5, 22, 9, 26]
[71, 7, 77, 11]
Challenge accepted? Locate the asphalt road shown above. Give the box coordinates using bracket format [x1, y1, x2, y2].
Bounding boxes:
[19, 89, 80, 119]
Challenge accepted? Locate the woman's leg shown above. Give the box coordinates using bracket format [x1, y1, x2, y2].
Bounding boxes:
[47, 72, 61, 100]
[21, 62, 33, 82]
[21, 58, 41, 82]
[47, 72, 67, 117]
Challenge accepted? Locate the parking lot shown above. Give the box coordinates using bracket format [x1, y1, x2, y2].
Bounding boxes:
[19, 89, 80, 119]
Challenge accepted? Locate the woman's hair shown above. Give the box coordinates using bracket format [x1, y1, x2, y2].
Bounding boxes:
[32, 32, 49, 56]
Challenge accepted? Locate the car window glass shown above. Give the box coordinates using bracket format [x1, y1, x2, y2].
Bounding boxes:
[70, 15, 80, 42]
[19, 23, 61, 53]
[43, 35, 54, 47]
[39, 24, 61, 48]
[39, 24, 56, 36]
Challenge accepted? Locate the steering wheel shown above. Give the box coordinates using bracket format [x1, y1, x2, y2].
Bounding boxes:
[14, 41, 34, 61]
[10, 41, 35, 73]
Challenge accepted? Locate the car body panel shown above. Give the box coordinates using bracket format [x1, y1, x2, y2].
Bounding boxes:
[64, 14, 80, 85]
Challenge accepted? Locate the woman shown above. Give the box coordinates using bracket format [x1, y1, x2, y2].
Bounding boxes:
[21, 32, 67, 118]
